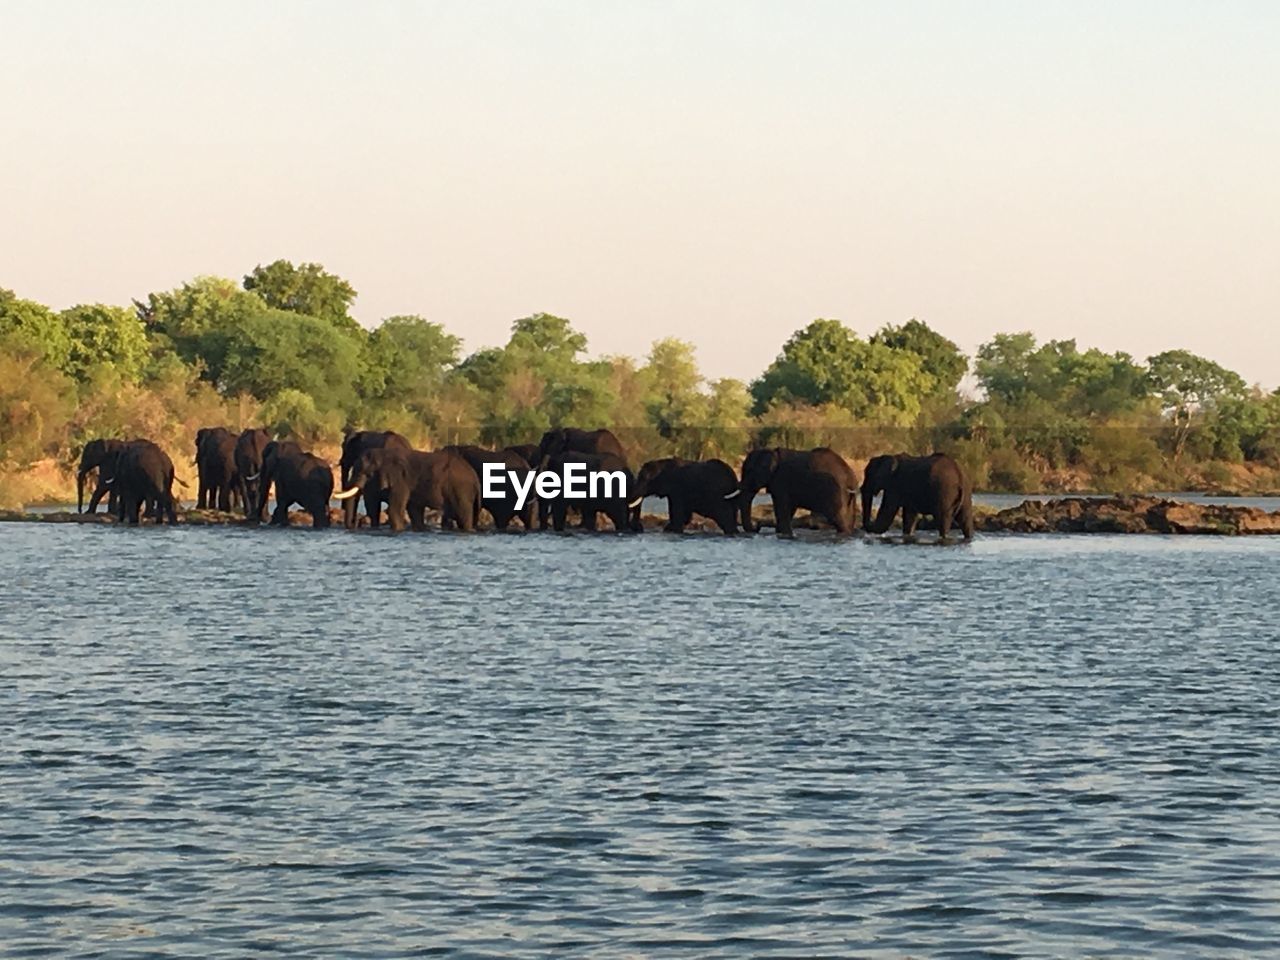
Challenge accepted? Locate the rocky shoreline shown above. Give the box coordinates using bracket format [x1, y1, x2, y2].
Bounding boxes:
[976, 496, 1280, 535]
[4, 495, 1280, 535]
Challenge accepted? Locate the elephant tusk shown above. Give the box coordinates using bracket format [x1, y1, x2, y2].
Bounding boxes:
[103, 478, 114, 486]
[627, 497, 643, 508]
[243, 472, 259, 481]
[723, 489, 739, 499]
[333, 487, 362, 500]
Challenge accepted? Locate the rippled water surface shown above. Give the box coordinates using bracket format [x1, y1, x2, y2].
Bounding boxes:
[3, 524, 1279, 957]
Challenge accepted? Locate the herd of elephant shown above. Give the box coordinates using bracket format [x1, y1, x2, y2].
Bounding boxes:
[74, 426, 976, 540]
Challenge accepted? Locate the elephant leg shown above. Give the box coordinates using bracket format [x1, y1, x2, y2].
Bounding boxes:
[387, 489, 408, 532]
[715, 502, 738, 535]
[740, 491, 756, 533]
[88, 482, 108, 513]
[611, 505, 631, 532]
[406, 495, 426, 532]
[272, 497, 289, 526]
[456, 498, 476, 532]
[666, 501, 688, 533]
[831, 492, 857, 534]
[936, 511, 952, 542]
[902, 508, 920, 538]
[363, 489, 379, 528]
[959, 499, 975, 541]
[217, 483, 231, 512]
[773, 492, 795, 537]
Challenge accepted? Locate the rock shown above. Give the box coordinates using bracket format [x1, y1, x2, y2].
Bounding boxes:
[980, 496, 1280, 535]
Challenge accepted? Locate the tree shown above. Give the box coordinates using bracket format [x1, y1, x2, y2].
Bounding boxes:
[641, 338, 706, 445]
[61, 304, 150, 383]
[0, 289, 71, 372]
[751, 319, 934, 425]
[243, 260, 360, 333]
[704, 377, 752, 460]
[0, 337, 77, 466]
[871, 319, 967, 398]
[219, 309, 363, 411]
[362, 315, 461, 405]
[136, 276, 268, 381]
[976, 334, 1150, 418]
[1147, 349, 1247, 460]
[453, 313, 615, 444]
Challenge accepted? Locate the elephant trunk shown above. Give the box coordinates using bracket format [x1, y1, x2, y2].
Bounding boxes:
[861, 486, 876, 530]
[867, 491, 898, 534]
[739, 487, 756, 531]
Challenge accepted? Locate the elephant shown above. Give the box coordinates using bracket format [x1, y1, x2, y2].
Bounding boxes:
[862, 452, 975, 541]
[535, 427, 626, 466]
[503, 443, 541, 468]
[335, 447, 481, 532]
[259, 440, 334, 528]
[447, 445, 536, 530]
[740, 447, 859, 536]
[533, 429, 628, 528]
[339, 430, 413, 529]
[194, 427, 239, 512]
[234, 428, 271, 520]
[114, 440, 180, 525]
[77, 438, 128, 514]
[544, 451, 641, 533]
[633, 457, 740, 534]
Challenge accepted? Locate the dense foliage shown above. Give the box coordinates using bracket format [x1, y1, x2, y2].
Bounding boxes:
[3, 261, 1278, 506]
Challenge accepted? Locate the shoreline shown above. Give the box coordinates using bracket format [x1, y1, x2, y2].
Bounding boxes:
[6, 495, 1280, 535]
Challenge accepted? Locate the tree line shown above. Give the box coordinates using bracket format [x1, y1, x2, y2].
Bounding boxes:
[3, 259, 1278, 507]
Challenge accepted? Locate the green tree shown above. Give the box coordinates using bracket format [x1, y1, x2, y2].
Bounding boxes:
[454, 313, 614, 444]
[704, 377, 752, 460]
[137, 276, 267, 381]
[243, 260, 360, 333]
[976, 334, 1150, 417]
[220, 309, 363, 410]
[641, 338, 706, 448]
[751, 319, 934, 424]
[0, 337, 77, 466]
[1147, 349, 1248, 460]
[362, 315, 461, 405]
[61, 304, 150, 383]
[0, 289, 71, 372]
[871, 319, 967, 398]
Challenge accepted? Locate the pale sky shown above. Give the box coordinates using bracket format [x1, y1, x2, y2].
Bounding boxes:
[3, 1, 1277, 385]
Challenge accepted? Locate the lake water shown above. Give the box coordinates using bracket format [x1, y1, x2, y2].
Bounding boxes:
[3, 524, 1278, 957]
